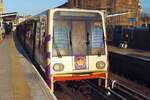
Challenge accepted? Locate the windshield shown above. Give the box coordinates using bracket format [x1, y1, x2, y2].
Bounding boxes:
[52, 11, 104, 57]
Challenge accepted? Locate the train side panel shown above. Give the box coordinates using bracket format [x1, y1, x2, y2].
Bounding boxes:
[24, 20, 36, 58]
[34, 10, 49, 72]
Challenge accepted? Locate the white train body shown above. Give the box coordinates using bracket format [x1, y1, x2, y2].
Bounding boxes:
[17, 8, 109, 92]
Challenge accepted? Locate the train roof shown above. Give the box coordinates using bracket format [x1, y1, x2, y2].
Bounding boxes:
[35, 8, 104, 16]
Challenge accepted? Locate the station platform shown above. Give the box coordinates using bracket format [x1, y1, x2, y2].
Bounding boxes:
[108, 45, 150, 98]
[108, 45, 150, 61]
[0, 34, 57, 100]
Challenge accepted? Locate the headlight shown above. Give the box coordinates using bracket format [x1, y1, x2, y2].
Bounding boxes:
[53, 63, 64, 72]
[96, 61, 105, 69]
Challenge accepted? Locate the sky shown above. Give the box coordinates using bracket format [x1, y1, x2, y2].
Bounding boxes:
[140, 0, 150, 13]
[4, 0, 67, 15]
[3, 0, 150, 15]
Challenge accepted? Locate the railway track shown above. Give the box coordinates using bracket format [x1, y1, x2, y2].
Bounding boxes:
[55, 80, 120, 100]
[80, 79, 150, 100]
[55, 81, 108, 100]
[109, 52, 150, 88]
[109, 80, 150, 100]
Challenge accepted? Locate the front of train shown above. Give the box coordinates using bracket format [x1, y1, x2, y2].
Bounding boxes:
[49, 9, 109, 92]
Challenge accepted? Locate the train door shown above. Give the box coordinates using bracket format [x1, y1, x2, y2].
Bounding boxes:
[71, 21, 89, 70]
[24, 20, 36, 58]
[34, 16, 47, 71]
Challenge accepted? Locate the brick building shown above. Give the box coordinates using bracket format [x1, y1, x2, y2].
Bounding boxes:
[111, 0, 141, 26]
[67, 0, 109, 10]
[59, 0, 142, 27]
[0, 0, 4, 14]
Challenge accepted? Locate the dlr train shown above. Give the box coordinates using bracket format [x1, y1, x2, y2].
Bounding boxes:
[16, 8, 109, 92]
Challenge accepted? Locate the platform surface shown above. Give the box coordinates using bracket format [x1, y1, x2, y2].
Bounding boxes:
[0, 34, 57, 100]
[108, 45, 150, 61]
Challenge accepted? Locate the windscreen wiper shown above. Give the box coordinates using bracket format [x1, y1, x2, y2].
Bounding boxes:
[69, 30, 73, 55]
[86, 32, 90, 45]
[53, 38, 62, 58]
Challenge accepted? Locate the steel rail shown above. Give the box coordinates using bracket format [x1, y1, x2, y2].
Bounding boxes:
[84, 80, 129, 100]
[82, 80, 111, 100]
[107, 87, 128, 100]
[114, 81, 150, 100]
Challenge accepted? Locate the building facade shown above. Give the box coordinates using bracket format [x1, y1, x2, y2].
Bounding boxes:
[60, 0, 141, 27]
[111, 0, 141, 26]
[68, 0, 109, 11]
[0, 0, 4, 14]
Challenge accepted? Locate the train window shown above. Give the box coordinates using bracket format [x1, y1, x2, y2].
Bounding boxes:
[88, 22, 104, 55]
[35, 16, 47, 50]
[53, 11, 104, 56]
[35, 21, 41, 49]
[25, 21, 35, 47]
[71, 21, 87, 55]
[53, 21, 71, 56]
[41, 19, 46, 45]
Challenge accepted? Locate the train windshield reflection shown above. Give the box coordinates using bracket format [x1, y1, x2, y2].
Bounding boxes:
[53, 11, 105, 57]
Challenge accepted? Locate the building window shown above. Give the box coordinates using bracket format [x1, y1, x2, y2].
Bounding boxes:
[74, 0, 81, 8]
[74, 0, 76, 7]
[78, 0, 81, 8]
[96, 0, 100, 10]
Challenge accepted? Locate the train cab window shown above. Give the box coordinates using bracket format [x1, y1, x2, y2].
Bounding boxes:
[88, 22, 104, 55]
[71, 21, 87, 55]
[53, 21, 71, 56]
[53, 11, 105, 56]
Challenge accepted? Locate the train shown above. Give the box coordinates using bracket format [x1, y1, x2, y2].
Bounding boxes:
[16, 8, 109, 92]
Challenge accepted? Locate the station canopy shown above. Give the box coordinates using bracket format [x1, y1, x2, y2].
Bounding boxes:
[1, 12, 17, 21]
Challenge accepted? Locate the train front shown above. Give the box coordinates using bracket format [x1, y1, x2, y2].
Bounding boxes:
[49, 9, 109, 92]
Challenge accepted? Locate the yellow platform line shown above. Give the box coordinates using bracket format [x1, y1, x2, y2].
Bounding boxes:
[0, 34, 3, 43]
[9, 35, 33, 100]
